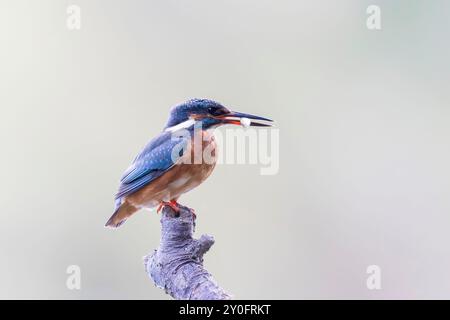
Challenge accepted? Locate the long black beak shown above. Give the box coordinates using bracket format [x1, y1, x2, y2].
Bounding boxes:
[218, 111, 273, 127]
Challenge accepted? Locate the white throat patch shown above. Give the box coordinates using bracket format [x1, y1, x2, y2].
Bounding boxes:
[164, 119, 196, 133]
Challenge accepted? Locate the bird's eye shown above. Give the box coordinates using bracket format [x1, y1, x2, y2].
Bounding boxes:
[208, 107, 227, 116]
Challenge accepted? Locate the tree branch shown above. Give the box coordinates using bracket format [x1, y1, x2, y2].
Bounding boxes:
[144, 205, 231, 300]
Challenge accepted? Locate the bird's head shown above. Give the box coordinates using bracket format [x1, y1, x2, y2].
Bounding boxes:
[164, 99, 272, 131]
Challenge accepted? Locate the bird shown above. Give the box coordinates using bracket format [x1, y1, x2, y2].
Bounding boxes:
[105, 99, 273, 228]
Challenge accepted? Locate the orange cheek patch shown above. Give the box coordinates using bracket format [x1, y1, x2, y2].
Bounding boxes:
[190, 114, 205, 120]
[226, 120, 241, 125]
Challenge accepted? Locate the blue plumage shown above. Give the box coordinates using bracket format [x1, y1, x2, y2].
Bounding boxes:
[164, 99, 225, 129]
[115, 131, 187, 203]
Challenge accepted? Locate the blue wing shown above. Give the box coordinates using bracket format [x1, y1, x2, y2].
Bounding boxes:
[115, 131, 188, 201]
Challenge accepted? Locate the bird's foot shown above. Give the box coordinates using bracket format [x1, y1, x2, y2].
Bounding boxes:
[157, 200, 180, 214]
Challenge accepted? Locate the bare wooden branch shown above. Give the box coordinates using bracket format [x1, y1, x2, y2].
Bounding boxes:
[144, 205, 231, 300]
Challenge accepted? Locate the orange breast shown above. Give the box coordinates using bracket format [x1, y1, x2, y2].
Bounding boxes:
[125, 131, 217, 209]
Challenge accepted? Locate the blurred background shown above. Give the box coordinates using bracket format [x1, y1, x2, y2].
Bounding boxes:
[1, 0, 450, 299]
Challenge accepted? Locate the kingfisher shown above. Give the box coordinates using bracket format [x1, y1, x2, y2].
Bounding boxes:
[105, 99, 272, 228]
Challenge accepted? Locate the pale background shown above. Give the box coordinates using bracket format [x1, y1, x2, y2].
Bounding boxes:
[1, 0, 449, 299]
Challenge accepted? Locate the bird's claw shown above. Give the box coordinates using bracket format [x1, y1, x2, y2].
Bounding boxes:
[156, 201, 196, 219]
[157, 200, 180, 214]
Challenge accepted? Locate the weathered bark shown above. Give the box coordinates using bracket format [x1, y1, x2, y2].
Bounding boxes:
[144, 205, 231, 300]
